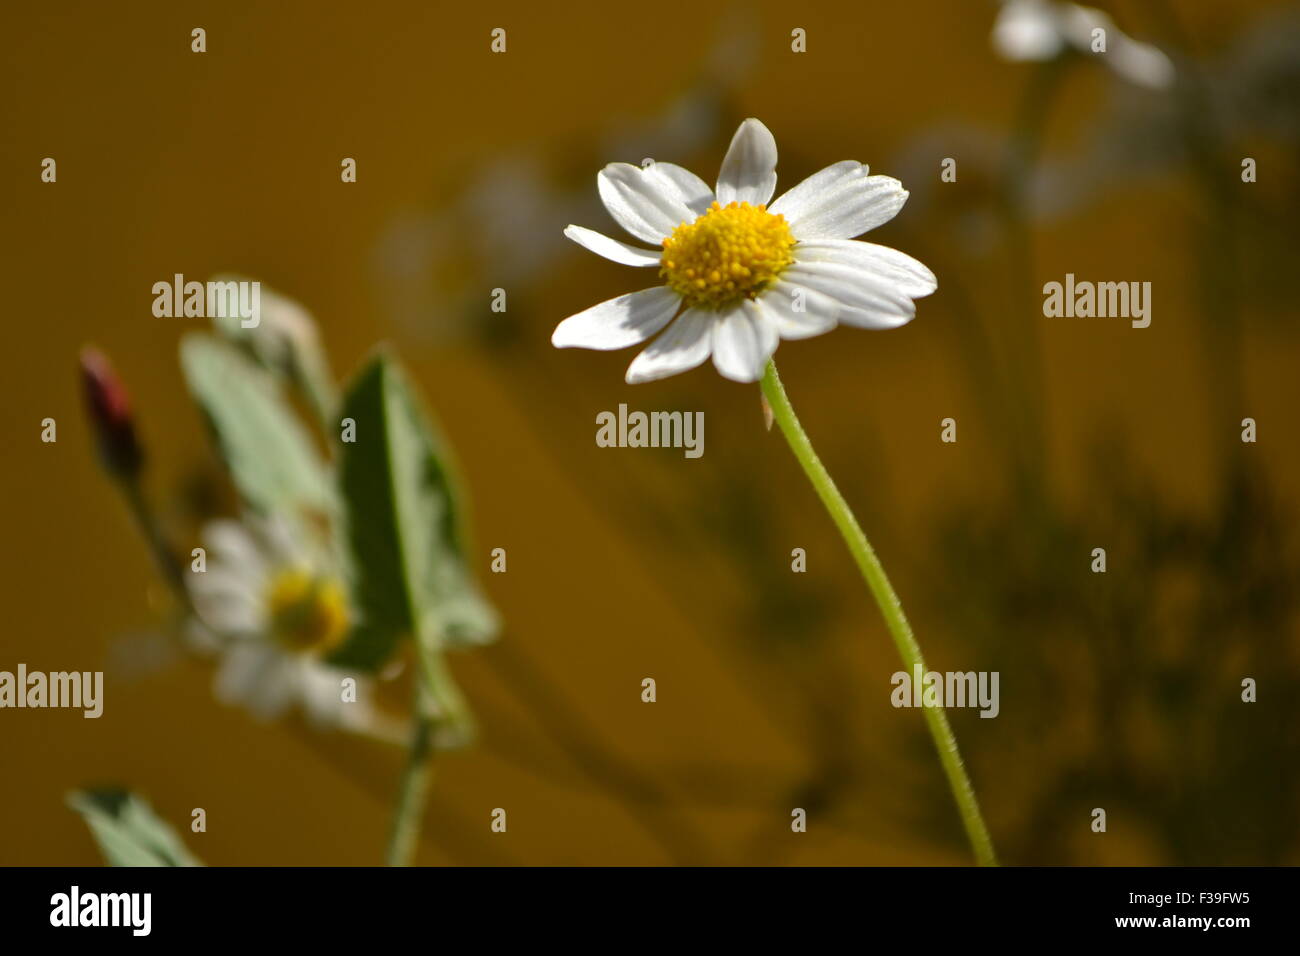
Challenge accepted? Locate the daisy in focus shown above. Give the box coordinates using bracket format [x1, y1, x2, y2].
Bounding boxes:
[186, 515, 372, 730]
[552, 118, 937, 384]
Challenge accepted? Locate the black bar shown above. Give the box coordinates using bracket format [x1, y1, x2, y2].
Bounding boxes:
[0, 866, 1282, 942]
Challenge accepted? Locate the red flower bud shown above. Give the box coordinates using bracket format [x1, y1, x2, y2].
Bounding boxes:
[80, 347, 143, 479]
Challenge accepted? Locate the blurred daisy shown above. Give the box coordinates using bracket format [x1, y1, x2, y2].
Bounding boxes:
[552, 118, 936, 384]
[992, 0, 1175, 89]
[187, 516, 370, 730]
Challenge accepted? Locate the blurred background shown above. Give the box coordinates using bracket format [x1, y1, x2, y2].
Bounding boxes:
[2, 0, 1298, 865]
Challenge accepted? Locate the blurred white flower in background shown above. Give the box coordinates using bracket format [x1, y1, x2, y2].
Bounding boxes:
[187, 515, 372, 730]
[992, 0, 1175, 89]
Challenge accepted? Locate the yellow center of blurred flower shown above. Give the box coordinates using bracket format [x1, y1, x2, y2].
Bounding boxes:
[661, 201, 795, 310]
[264, 568, 349, 654]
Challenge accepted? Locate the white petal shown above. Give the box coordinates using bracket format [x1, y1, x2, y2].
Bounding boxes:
[1056, 1, 1173, 88]
[625, 310, 714, 384]
[716, 118, 778, 207]
[992, 0, 1066, 61]
[598, 163, 695, 244]
[552, 287, 680, 351]
[189, 575, 263, 637]
[643, 162, 714, 217]
[771, 162, 909, 239]
[204, 519, 266, 579]
[1059, 3, 1112, 52]
[783, 260, 917, 329]
[763, 280, 840, 340]
[711, 301, 779, 382]
[297, 660, 366, 728]
[564, 225, 661, 267]
[187, 566, 250, 603]
[794, 240, 937, 298]
[1108, 36, 1175, 89]
[214, 643, 294, 720]
[254, 515, 307, 569]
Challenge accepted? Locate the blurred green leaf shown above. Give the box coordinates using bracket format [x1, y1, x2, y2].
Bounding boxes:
[180, 334, 333, 523]
[335, 350, 497, 650]
[209, 276, 339, 432]
[67, 789, 202, 867]
[331, 351, 497, 741]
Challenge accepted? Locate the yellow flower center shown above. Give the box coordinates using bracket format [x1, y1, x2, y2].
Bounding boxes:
[263, 567, 349, 654]
[661, 201, 796, 310]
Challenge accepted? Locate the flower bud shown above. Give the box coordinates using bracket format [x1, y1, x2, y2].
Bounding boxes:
[80, 347, 143, 479]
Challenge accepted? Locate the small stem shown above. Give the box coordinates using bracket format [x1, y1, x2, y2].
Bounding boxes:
[117, 475, 189, 604]
[414, 639, 476, 747]
[385, 713, 435, 866]
[759, 360, 998, 866]
[384, 629, 471, 866]
[999, 57, 1066, 499]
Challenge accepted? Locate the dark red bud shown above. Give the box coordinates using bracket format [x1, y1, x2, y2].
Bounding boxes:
[80, 346, 143, 479]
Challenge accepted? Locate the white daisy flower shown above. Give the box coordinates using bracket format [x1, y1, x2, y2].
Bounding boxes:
[187, 515, 371, 730]
[551, 118, 937, 384]
[992, 0, 1175, 89]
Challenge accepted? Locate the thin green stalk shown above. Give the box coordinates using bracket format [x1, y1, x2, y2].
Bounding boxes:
[999, 57, 1066, 500]
[759, 360, 997, 866]
[385, 630, 471, 866]
[385, 714, 435, 866]
[118, 475, 189, 604]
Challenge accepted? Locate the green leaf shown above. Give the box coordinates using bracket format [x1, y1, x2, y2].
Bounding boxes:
[180, 333, 333, 523]
[332, 352, 497, 739]
[208, 276, 340, 432]
[67, 789, 202, 867]
[381, 361, 498, 649]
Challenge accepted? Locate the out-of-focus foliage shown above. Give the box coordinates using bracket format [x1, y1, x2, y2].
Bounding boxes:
[67, 789, 201, 867]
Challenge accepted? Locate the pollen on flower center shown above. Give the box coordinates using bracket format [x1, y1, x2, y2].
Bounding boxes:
[661, 201, 796, 310]
[264, 567, 349, 654]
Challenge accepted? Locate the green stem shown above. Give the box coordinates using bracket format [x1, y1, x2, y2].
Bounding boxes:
[999, 57, 1066, 500]
[385, 713, 435, 866]
[759, 360, 997, 866]
[384, 630, 471, 866]
[118, 475, 189, 604]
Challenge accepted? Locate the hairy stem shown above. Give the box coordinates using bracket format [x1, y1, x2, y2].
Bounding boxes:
[759, 359, 997, 866]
